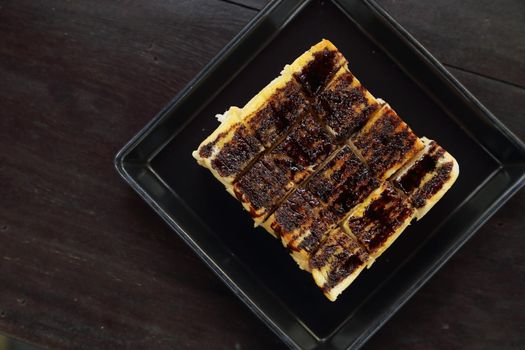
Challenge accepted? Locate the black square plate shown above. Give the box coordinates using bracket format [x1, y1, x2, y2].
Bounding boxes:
[115, 0, 525, 348]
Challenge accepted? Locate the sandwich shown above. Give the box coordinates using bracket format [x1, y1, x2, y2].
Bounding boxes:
[193, 39, 459, 301]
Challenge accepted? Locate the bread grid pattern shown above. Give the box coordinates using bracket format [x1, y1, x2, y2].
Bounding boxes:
[193, 39, 459, 301]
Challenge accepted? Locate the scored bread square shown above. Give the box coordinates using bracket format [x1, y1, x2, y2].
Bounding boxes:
[285, 39, 347, 96]
[261, 111, 336, 186]
[232, 159, 295, 224]
[319, 65, 381, 140]
[193, 39, 342, 190]
[192, 106, 263, 188]
[263, 188, 338, 270]
[193, 39, 459, 301]
[192, 75, 308, 190]
[193, 39, 345, 201]
[310, 227, 370, 301]
[306, 145, 380, 217]
[351, 103, 425, 181]
[392, 137, 459, 220]
[233, 112, 336, 226]
[343, 183, 416, 261]
[264, 146, 381, 270]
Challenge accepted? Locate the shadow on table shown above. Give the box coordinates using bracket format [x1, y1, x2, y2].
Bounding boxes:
[0, 334, 43, 350]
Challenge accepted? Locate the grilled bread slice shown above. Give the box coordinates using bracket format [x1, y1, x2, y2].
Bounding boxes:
[193, 38, 347, 188]
[306, 145, 380, 217]
[263, 188, 338, 270]
[343, 183, 416, 261]
[392, 137, 459, 220]
[192, 76, 308, 190]
[194, 39, 459, 301]
[351, 103, 424, 181]
[310, 227, 370, 301]
[285, 39, 347, 95]
[194, 39, 346, 217]
[264, 146, 380, 270]
[319, 65, 381, 140]
[233, 112, 336, 226]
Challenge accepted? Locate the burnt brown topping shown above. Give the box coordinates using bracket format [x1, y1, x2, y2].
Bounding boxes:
[199, 131, 226, 159]
[310, 240, 338, 270]
[297, 208, 336, 252]
[248, 81, 308, 147]
[329, 173, 379, 219]
[272, 189, 318, 235]
[211, 125, 263, 177]
[412, 162, 453, 208]
[310, 229, 358, 268]
[295, 48, 343, 95]
[307, 146, 379, 218]
[234, 158, 290, 216]
[352, 108, 421, 179]
[332, 69, 355, 86]
[320, 73, 379, 140]
[307, 147, 356, 201]
[272, 189, 336, 252]
[234, 110, 335, 223]
[268, 113, 336, 183]
[310, 229, 368, 291]
[395, 141, 446, 195]
[322, 254, 364, 293]
[203, 81, 307, 172]
[396, 153, 436, 194]
[347, 185, 414, 252]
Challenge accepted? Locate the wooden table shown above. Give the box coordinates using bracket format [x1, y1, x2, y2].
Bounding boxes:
[1, 1, 523, 349]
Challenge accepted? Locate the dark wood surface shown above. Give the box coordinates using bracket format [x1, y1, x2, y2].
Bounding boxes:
[0, 0, 523, 349]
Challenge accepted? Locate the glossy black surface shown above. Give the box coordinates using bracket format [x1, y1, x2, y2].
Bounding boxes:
[115, 0, 525, 349]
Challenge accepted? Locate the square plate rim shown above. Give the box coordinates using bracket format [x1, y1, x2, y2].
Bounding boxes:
[114, 0, 525, 349]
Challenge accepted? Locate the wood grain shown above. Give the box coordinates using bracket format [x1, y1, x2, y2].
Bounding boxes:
[376, 0, 525, 88]
[239, 0, 525, 87]
[218, 0, 268, 10]
[0, 0, 523, 349]
[0, 1, 284, 349]
[447, 67, 525, 140]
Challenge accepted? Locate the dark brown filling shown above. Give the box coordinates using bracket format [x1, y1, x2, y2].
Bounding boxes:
[307, 146, 380, 219]
[199, 131, 227, 159]
[346, 185, 413, 252]
[296, 208, 336, 253]
[265, 113, 336, 184]
[412, 162, 453, 208]
[211, 125, 263, 177]
[395, 142, 446, 195]
[233, 159, 290, 218]
[248, 81, 308, 148]
[307, 146, 356, 202]
[295, 48, 342, 95]
[319, 72, 379, 140]
[310, 229, 367, 292]
[322, 254, 364, 293]
[271, 189, 336, 253]
[352, 108, 420, 179]
[202, 81, 309, 177]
